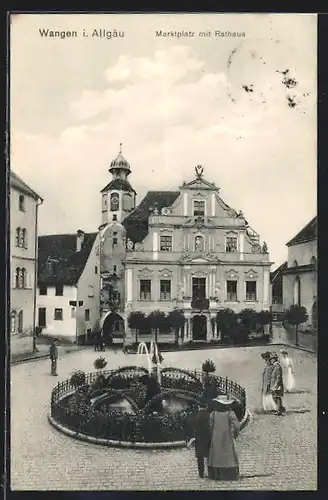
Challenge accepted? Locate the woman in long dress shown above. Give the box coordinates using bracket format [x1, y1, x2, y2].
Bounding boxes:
[207, 395, 240, 481]
[261, 352, 277, 412]
[280, 350, 295, 392]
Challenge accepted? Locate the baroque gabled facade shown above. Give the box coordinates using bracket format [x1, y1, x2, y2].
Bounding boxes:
[99, 157, 273, 343]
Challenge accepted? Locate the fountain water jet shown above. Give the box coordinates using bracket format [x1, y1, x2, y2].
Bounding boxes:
[136, 340, 161, 384]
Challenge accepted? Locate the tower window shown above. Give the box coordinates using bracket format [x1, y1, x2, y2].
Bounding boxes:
[113, 265, 117, 274]
[113, 237, 118, 246]
[110, 193, 119, 211]
[113, 214, 117, 221]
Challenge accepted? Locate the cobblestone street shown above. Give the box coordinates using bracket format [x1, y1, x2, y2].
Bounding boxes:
[10, 345, 317, 491]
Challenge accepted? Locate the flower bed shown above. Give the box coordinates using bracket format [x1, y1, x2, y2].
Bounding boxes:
[50, 367, 246, 447]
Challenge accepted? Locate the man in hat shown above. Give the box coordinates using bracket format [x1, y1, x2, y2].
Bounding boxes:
[187, 398, 212, 478]
[269, 352, 285, 415]
[49, 338, 59, 376]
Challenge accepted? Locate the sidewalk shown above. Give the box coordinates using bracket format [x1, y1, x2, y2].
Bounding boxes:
[10, 335, 87, 364]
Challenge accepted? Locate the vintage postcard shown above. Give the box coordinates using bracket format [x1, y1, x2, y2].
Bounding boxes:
[9, 12, 317, 491]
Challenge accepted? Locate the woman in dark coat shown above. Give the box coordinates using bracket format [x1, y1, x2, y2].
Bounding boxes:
[208, 395, 241, 481]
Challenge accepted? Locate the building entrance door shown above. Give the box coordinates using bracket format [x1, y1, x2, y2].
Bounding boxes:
[192, 315, 207, 341]
[38, 308, 46, 328]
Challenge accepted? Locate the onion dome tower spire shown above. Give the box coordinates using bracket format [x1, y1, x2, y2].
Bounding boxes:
[100, 143, 136, 225]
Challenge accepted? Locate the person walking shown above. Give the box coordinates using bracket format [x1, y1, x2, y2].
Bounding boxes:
[269, 352, 286, 416]
[187, 399, 212, 478]
[207, 395, 241, 481]
[49, 338, 59, 376]
[280, 350, 295, 393]
[261, 352, 276, 412]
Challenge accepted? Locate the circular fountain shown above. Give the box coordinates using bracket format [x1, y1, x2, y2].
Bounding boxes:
[49, 342, 247, 448]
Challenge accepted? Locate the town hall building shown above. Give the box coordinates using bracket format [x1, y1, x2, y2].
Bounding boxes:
[98, 148, 273, 343]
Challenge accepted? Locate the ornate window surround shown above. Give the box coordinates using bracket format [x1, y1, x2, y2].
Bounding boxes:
[225, 230, 239, 252]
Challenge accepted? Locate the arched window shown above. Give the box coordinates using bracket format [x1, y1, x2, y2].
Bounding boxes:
[194, 235, 204, 252]
[19, 195, 25, 211]
[15, 268, 20, 288]
[20, 268, 27, 289]
[110, 192, 119, 212]
[21, 228, 27, 248]
[15, 227, 21, 247]
[293, 276, 301, 306]
[123, 193, 133, 212]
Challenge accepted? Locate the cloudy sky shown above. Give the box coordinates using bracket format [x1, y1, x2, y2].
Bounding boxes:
[10, 13, 317, 269]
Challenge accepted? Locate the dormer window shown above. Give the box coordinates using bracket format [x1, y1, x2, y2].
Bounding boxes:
[193, 200, 205, 216]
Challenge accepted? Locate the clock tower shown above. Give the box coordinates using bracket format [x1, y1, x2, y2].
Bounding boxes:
[100, 144, 136, 225]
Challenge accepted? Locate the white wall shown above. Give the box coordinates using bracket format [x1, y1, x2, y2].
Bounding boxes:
[76, 233, 101, 339]
[37, 285, 77, 340]
[287, 240, 317, 267]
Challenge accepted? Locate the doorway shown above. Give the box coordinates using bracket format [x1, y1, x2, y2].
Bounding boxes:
[38, 308, 46, 328]
[192, 315, 207, 341]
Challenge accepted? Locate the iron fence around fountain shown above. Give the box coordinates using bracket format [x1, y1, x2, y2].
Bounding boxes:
[51, 367, 246, 419]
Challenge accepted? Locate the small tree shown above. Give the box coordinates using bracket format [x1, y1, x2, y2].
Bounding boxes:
[202, 359, 216, 374]
[128, 311, 147, 345]
[147, 310, 167, 343]
[284, 305, 309, 347]
[167, 309, 185, 345]
[257, 310, 272, 334]
[216, 308, 237, 341]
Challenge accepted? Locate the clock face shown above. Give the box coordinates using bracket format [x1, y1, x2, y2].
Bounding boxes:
[252, 244, 261, 253]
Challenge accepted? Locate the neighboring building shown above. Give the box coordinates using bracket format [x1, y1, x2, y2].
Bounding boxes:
[270, 261, 287, 319]
[37, 230, 101, 342]
[280, 216, 317, 329]
[10, 171, 43, 336]
[104, 163, 273, 343]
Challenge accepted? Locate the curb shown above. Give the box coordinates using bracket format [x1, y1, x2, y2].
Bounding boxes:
[11, 346, 87, 366]
[48, 407, 250, 449]
[126, 342, 316, 355]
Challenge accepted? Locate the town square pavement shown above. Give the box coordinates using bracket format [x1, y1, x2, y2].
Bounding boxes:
[10, 345, 317, 490]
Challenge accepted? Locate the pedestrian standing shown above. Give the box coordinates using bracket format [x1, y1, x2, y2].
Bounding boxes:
[280, 350, 295, 392]
[49, 338, 59, 376]
[207, 395, 241, 481]
[269, 352, 286, 416]
[187, 399, 212, 478]
[261, 352, 277, 412]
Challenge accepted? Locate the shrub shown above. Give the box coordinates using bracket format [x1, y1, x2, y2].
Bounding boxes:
[70, 370, 86, 388]
[216, 309, 237, 340]
[202, 359, 216, 373]
[94, 357, 107, 371]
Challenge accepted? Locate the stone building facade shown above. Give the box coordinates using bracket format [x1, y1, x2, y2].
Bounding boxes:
[118, 163, 272, 342]
[10, 171, 43, 336]
[281, 216, 317, 329]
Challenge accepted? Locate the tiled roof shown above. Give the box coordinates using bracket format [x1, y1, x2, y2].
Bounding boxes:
[123, 190, 180, 242]
[38, 232, 97, 286]
[270, 261, 287, 282]
[10, 171, 43, 200]
[101, 178, 136, 193]
[286, 216, 317, 246]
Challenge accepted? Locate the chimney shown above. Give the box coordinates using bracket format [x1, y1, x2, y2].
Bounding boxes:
[76, 229, 85, 252]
